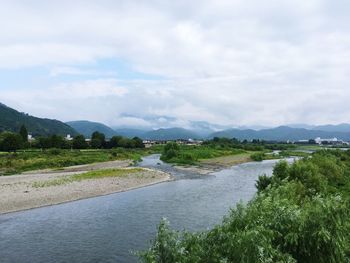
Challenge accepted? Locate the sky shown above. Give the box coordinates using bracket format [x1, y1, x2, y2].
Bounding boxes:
[1, 0, 350, 129]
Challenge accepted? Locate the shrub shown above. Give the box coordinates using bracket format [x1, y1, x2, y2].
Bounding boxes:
[141, 151, 350, 262]
[48, 148, 61, 155]
[250, 152, 265, 161]
[255, 174, 272, 192]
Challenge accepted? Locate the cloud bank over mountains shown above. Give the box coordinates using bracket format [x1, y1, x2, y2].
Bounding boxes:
[1, 0, 350, 128]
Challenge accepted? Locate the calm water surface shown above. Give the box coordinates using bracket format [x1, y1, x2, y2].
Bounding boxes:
[0, 155, 293, 263]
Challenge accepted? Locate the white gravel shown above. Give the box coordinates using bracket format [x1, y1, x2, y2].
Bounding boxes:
[0, 161, 171, 214]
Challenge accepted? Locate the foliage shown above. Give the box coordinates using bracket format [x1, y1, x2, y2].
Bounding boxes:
[160, 142, 180, 161]
[0, 148, 149, 175]
[19, 125, 28, 142]
[72, 135, 88, 149]
[203, 137, 296, 152]
[255, 174, 272, 192]
[250, 152, 265, 161]
[107, 136, 144, 149]
[34, 135, 70, 149]
[0, 102, 77, 136]
[0, 132, 23, 152]
[160, 142, 246, 165]
[91, 131, 106, 149]
[141, 150, 350, 262]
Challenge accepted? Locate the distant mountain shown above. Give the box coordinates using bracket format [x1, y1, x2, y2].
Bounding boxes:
[312, 123, 350, 133]
[143, 128, 200, 140]
[285, 124, 316, 130]
[114, 128, 148, 138]
[209, 126, 350, 141]
[66, 120, 116, 138]
[0, 102, 77, 136]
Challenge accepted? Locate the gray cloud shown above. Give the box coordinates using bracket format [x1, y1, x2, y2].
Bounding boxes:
[1, 0, 350, 127]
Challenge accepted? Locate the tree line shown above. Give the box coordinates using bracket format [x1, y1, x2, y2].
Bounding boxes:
[0, 125, 144, 151]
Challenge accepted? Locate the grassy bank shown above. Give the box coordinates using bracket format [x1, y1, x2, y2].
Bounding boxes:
[0, 148, 153, 175]
[32, 168, 144, 188]
[160, 144, 248, 165]
[141, 149, 350, 262]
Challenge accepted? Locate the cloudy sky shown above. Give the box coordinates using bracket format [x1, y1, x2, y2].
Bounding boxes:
[1, 0, 349, 129]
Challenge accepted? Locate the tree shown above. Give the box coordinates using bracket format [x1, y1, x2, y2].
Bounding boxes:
[161, 142, 180, 161]
[132, 137, 145, 148]
[91, 131, 106, 149]
[19, 125, 28, 142]
[109, 136, 123, 148]
[72, 135, 88, 149]
[118, 137, 131, 148]
[35, 136, 51, 149]
[0, 132, 23, 152]
[49, 134, 65, 148]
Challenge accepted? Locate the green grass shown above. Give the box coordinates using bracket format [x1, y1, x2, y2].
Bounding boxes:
[294, 145, 323, 151]
[162, 145, 247, 165]
[0, 148, 153, 175]
[32, 168, 144, 188]
[278, 150, 311, 158]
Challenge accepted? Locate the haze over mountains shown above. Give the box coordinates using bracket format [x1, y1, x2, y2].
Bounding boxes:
[68, 120, 350, 141]
[2, 102, 350, 141]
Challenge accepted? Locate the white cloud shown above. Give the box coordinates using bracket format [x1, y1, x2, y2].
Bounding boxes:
[1, 0, 350, 126]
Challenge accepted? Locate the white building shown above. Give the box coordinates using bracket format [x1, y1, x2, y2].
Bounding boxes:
[314, 137, 348, 145]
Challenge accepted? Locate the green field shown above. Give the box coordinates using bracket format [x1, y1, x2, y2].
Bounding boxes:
[0, 148, 154, 175]
[160, 144, 248, 165]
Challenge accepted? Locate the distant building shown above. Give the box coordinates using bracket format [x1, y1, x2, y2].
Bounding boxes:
[314, 137, 349, 145]
[65, 134, 73, 141]
[142, 139, 203, 148]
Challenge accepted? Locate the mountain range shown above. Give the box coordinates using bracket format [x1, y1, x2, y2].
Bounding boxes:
[66, 120, 116, 138]
[209, 126, 350, 141]
[68, 120, 350, 141]
[2, 102, 350, 141]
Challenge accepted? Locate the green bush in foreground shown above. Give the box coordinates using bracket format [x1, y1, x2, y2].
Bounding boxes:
[140, 150, 350, 262]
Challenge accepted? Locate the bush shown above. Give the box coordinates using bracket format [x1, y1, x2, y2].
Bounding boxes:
[255, 174, 272, 192]
[0, 132, 23, 152]
[48, 148, 61, 155]
[160, 142, 180, 161]
[250, 152, 265, 161]
[141, 151, 350, 262]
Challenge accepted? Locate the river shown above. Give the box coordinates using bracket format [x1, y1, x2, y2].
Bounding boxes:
[0, 155, 293, 263]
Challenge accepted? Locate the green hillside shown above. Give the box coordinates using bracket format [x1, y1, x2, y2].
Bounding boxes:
[0, 103, 77, 136]
[66, 120, 117, 138]
[209, 126, 350, 141]
[143, 127, 200, 140]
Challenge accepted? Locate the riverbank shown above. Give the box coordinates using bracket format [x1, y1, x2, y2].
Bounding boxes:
[0, 161, 171, 214]
[174, 153, 253, 174]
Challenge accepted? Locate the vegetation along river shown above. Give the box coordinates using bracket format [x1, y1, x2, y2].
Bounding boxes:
[0, 154, 295, 263]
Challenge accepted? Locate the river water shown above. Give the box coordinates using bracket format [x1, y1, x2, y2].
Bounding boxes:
[0, 155, 292, 263]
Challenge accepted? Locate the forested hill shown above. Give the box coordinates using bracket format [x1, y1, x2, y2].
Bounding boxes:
[209, 126, 350, 141]
[142, 128, 200, 140]
[66, 120, 117, 138]
[0, 103, 77, 136]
